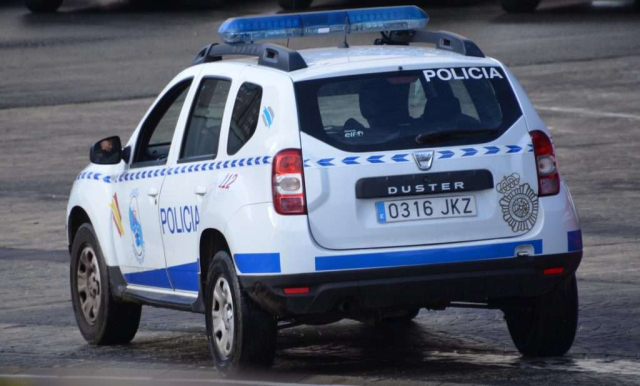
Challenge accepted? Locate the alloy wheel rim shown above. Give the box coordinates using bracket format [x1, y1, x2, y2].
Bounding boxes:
[77, 245, 101, 325]
[211, 277, 234, 359]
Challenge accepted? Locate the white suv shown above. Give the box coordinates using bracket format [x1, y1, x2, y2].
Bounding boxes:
[66, 6, 583, 374]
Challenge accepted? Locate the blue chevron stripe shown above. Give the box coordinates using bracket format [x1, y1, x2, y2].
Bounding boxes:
[461, 148, 478, 157]
[342, 156, 359, 165]
[391, 154, 409, 162]
[79, 143, 530, 185]
[438, 150, 455, 159]
[484, 146, 500, 155]
[367, 155, 384, 164]
[317, 158, 335, 167]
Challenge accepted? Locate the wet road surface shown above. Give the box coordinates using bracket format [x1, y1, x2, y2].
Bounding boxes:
[1, 0, 640, 384]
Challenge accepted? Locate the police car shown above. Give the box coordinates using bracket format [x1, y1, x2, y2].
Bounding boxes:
[66, 6, 583, 373]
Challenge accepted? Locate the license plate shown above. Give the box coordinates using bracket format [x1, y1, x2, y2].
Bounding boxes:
[376, 195, 477, 223]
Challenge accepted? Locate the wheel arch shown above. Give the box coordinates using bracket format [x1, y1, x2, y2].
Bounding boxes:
[199, 228, 232, 294]
[68, 206, 92, 253]
[66, 182, 120, 266]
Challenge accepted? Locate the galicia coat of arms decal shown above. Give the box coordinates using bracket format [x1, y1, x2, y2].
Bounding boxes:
[496, 173, 538, 233]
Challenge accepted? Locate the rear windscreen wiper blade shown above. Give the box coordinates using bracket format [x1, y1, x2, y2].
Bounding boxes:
[415, 129, 498, 144]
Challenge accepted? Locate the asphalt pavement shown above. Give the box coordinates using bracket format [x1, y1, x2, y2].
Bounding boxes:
[1, 0, 640, 385]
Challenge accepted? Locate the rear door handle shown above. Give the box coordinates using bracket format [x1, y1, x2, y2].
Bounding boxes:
[147, 188, 159, 197]
[195, 186, 207, 196]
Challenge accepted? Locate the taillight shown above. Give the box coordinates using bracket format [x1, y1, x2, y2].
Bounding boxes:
[272, 149, 306, 215]
[530, 130, 560, 196]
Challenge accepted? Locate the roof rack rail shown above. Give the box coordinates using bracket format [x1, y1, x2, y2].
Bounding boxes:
[374, 30, 485, 58]
[192, 43, 308, 72]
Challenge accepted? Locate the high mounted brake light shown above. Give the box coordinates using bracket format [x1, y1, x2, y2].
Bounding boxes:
[530, 130, 560, 196]
[273, 149, 306, 215]
[217, 6, 428, 44]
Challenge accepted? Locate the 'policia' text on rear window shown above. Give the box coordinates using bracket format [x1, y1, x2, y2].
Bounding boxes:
[294, 67, 522, 153]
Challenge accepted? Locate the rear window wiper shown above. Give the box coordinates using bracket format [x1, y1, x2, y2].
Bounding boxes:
[415, 129, 498, 144]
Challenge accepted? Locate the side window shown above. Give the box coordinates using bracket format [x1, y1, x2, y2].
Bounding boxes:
[180, 78, 231, 161]
[227, 82, 263, 156]
[133, 80, 192, 166]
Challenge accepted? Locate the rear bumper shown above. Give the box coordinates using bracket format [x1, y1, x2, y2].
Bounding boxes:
[239, 251, 582, 317]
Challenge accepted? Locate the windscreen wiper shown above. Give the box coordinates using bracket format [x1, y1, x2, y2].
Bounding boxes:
[415, 129, 498, 144]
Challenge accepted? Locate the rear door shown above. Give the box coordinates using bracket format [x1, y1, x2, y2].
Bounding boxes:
[296, 66, 539, 250]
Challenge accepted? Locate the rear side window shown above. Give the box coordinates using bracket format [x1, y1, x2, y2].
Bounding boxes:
[180, 78, 231, 161]
[294, 68, 522, 152]
[227, 82, 263, 155]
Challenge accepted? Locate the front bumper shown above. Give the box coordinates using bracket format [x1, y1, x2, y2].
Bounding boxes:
[239, 251, 582, 317]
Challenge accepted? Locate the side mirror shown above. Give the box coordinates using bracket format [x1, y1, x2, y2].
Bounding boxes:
[90, 136, 122, 165]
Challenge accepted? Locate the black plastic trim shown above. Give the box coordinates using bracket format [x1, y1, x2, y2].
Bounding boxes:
[239, 251, 582, 317]
[375, 30, 485, 58]
[355, 169, 494, 199]
[192, 43, 308, 72]
[107, 266, 205, 313]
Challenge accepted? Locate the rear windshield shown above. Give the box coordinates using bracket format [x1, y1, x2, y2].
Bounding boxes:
[294, 67, 522, 152]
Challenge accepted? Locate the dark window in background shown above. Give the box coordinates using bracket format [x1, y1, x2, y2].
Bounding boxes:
[227, 82, 263, 155]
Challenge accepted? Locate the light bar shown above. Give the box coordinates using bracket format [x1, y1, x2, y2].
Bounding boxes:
[218, 6, 429, 44]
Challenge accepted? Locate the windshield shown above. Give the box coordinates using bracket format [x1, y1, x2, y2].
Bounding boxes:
[294, 67, 522, 152]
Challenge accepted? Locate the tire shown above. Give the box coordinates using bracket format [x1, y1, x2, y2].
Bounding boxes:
[504, 274, 578, 357]
[500, 0, 541, 13]
[278, 0, 312, 10]
[25, 0, 63, 13]
[70, 224, 142, 345]
[205, 251, 277, 374]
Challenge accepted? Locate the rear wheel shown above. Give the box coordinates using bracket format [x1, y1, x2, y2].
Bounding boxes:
[278, 0, 312, 10]
[70, 224, 142, 345]
[500, 0, 541, 13]
[205, 251, 277, 374]
[25, 0, 63, 12]
[504, 274, 578, 357]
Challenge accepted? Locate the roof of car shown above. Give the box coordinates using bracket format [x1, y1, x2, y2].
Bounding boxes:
[205, 45, 500, 82]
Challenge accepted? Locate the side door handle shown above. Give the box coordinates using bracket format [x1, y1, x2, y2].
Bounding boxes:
[147, 188, 159, 197]
[195, 186, 207, 196]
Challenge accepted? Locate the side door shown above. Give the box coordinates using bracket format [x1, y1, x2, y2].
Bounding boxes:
[114, 79, 193, 289]
[158, 77, 232, 293]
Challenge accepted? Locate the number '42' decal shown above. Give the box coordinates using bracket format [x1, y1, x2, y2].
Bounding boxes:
[219, 173, 238, 190]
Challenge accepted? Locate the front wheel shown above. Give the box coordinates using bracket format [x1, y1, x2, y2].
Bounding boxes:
[500, 0, 541, 13]
[70, 224, 142, 345]
[504, 274, 578, 357]
[205, 251, 277, 374]
[25, 0, 63, 12]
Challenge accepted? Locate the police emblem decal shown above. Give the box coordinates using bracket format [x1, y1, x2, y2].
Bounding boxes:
[129, 190, 145, 264]
[496, 173, 538, 233]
